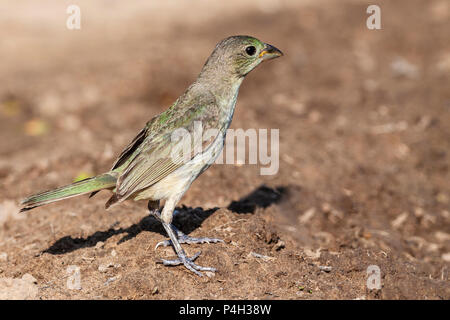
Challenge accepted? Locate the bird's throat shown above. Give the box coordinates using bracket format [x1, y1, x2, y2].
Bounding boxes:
[196, 73, 243, 123]
[215, 77, 243, 126]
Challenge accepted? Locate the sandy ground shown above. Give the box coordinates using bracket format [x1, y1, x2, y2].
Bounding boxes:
[0, 0, 449, 299]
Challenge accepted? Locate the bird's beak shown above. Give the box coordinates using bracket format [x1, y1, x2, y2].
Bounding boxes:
[259, 43, 283, 61]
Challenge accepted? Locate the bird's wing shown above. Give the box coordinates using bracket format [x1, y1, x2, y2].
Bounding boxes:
[90, 124, 150, 200]
[110, 126, 148, 171]
[109, 92, 223, 205]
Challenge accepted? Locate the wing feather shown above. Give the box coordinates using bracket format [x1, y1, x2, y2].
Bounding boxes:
[110, 91, 222, 204]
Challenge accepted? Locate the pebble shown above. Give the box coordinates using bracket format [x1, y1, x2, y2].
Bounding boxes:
[249, 252, 275, 261]
[98, 262, 114, 273]
[95, 241, 105, 249]
[442, 253, 450, 262]
[22, 273, 37, 284]
[390, 57, 419, 78]
[435, 231, 450, 242]
[298, 207, 316, 224]
[391, 212, 409, 229]
[0, 274, 38, 299]
[319, 266, 332, 272]
[304, 248, 321, 260]
[274, 240, 285, 251]
[0, 252, 7, 262]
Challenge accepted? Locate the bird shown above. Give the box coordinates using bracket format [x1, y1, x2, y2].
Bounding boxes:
[20, 35, 283, 276]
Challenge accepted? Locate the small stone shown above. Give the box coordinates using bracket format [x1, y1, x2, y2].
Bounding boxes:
[308, 110, 322, 123]
[21, 273, 37, 284]
[98, 262, 114, 273]
[391, 212, 409, 229]
[298, 207, 316, 224]
[104, 276, 119, 286]
[95, 241, 105, 249]
[274, 240, 286, 251]
[390, 57, 419, 78]
[0, 252, 7, 262]
[248, 252, 275, 261]
[0, 276, 38, 299]
[304, 248, 321, 260]
[414, 207, 425, 217]
[321, 203, 332, 213]
[318, 265, 332, 272]
[435, 231, 450, 242]
[371, 121, 408, 134]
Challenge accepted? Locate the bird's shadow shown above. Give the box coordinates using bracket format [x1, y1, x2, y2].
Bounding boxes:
[43, 184, 287, 255]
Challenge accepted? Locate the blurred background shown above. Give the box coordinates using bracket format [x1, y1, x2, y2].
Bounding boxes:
[0, 0, 448, 299]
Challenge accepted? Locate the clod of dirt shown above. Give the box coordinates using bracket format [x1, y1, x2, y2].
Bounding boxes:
[0, 273, 38, 300]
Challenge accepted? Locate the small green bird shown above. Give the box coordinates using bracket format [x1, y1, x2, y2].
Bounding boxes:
[20, 35, 283, 276]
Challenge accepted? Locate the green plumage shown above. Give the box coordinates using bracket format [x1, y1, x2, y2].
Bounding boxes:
[20, 173, 117, 212]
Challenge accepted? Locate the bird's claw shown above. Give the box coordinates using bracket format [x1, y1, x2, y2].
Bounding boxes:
[156, 221, 222, 276]
[155, 234, 224, 250]
[160, 251, 217, 277]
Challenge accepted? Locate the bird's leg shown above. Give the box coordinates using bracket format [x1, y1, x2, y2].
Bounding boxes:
[160, 222, 217, 276]
[147, 200, 161, 219]
[156, 197, 217, 277]
[152, 200, 223, 249]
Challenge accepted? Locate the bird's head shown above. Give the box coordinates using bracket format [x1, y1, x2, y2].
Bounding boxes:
[201, 35, 283, 79]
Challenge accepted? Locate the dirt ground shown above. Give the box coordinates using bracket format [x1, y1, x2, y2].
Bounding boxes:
[0, 0, 449, 299]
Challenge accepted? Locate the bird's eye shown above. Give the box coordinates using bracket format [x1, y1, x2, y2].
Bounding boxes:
[245, 46, 256, 56]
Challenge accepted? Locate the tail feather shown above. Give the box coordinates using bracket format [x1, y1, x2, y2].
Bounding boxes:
[20, 173, 117, 212]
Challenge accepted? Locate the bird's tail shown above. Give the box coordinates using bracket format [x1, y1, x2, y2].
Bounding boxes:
[20, 173, 117, 212]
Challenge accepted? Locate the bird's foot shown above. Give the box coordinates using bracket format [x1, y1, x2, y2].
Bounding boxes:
[161, 250, 216, 276]
[156, 210, 222, 276]
[155, 225, 224, 249]
[155, 234, 224, 249]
